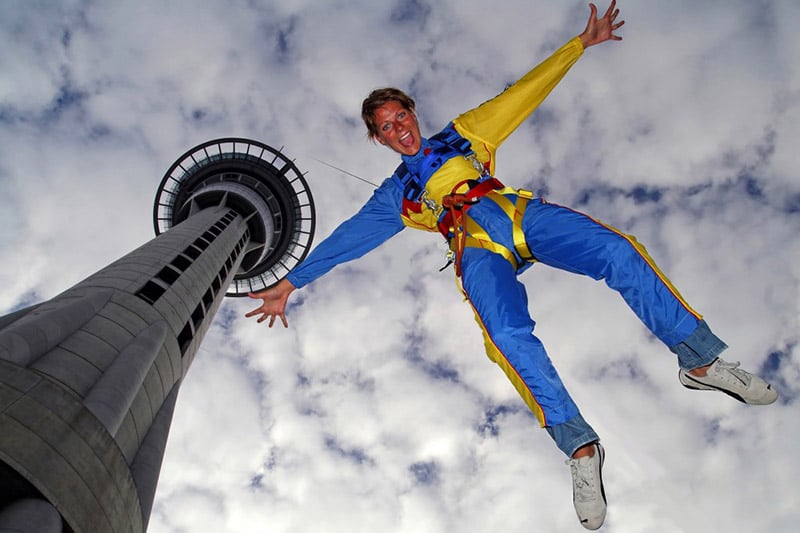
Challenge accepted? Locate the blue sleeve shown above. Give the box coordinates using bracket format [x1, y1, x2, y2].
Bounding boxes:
[286, 178, 405, 288]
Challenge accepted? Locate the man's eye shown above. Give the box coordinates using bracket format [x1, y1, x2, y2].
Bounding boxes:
[398, 112, 406, 119]
[381, 123, 391, 131]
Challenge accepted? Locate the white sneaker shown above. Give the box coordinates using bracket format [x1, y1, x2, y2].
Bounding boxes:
[567, 443, 606, 530]
[679, 358, 777, 405]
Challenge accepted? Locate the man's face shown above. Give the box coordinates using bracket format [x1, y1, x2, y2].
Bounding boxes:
[371, 100, 422, 156]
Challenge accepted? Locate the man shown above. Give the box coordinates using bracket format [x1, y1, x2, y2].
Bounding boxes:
[247, 2, 777, 529]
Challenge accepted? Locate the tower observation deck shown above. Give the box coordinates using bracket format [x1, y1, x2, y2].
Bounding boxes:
[0, 139, 315, 532]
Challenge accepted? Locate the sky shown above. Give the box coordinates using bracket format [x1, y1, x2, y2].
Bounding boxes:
[1, 1, 798, 532]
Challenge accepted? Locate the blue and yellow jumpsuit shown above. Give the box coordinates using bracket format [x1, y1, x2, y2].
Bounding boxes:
[287, 37, 727, 456]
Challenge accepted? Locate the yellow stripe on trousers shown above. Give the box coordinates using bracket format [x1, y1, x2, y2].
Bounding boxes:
[584, 211, 703, 321]
[458, 277, 548, 427]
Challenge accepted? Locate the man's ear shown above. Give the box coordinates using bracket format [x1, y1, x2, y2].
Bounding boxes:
[373, 134, 386, 146]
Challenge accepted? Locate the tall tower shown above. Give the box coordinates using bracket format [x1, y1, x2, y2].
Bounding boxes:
[0, 139, 315, 532]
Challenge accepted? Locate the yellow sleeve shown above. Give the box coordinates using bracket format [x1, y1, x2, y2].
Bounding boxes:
[453, 36, 584, 160]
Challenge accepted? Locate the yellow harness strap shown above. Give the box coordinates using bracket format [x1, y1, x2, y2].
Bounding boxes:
[446, 185, 537, 275]
[461, 218, 519, 270]
[485, 188, 535, 263]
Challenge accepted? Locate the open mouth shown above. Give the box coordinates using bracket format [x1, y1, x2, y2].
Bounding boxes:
[399, 131, 414, 147]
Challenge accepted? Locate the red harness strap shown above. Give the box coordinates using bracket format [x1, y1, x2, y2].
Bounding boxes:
[438, 178, 505, 276]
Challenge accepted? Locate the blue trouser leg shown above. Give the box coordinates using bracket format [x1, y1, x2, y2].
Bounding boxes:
[515, 200, 729, 453]
[459, 197, 726, 456]
[522, 199, 704, 349]
[460, 247, 597, 456]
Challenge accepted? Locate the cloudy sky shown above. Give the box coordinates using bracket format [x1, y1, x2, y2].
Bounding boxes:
[1, 1, 798, 531]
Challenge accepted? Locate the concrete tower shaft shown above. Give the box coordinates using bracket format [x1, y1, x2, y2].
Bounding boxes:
[0, 139, 315, 532]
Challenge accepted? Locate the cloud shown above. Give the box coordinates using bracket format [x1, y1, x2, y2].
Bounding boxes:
[1, 1, 798, 532]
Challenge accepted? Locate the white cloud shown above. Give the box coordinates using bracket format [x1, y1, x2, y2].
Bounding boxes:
[1, 1, 798, 532]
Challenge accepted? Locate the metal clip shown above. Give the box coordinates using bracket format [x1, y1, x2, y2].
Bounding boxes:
[423, 196, 440, 212]
[420, 190, 443, 217]
[466, 153, 488, 176]
[439, 249, 455, 272]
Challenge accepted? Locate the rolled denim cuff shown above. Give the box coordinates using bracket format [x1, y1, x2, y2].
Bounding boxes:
[545, 412, 599, 457]
[669, 320, 728, 370]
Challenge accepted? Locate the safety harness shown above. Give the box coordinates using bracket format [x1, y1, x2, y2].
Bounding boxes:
[438, 179, 536, 276]
[391, 124, 537, 276]
[391, 123, 480, 207]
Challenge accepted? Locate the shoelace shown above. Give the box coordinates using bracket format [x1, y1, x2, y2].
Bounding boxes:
[568, 458, 599, 502]
[713, 359, 751, 386]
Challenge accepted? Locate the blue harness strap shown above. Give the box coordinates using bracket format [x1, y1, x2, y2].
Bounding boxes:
[391, 123, 476, 202]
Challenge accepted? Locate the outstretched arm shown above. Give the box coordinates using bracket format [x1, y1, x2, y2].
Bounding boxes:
[579, 0, 625, 48]
[246, 278, 296, 328]
[245, 177, 404, 328]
